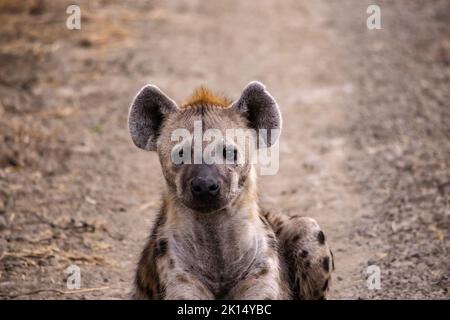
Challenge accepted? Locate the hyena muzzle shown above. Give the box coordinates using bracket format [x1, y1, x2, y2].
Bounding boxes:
[127, 81, 334, 299]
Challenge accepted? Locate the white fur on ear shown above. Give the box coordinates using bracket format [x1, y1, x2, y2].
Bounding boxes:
[128, 85, 177, 151]
[232, 81, 282, 148]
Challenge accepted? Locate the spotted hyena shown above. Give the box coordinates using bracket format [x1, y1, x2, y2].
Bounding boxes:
[128, 81, 334, 299]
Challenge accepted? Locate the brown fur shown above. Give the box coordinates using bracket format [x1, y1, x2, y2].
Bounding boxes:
[181, 87, 232, 108]
[133, 206, 167, 300]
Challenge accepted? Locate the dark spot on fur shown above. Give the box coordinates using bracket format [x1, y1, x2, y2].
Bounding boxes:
[322, 256, 330, 272]
[156, 281, 165, 299]
[317, 231, 325, 245]
[300, 250, 308, 258]
[155, 239, 168, 257]
[322, 278, 329, 291]
[135, 277, 148, 296]
[292, 234, 300, 243]
[258, 268, 269, 277]
[176, 274, 189, 283]
[169, 259, 175, 269]
[292, 280, 300, 300]
[215, 287, 229, 300]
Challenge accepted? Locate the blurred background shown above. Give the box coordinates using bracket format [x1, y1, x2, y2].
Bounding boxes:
[0, 0, 448, 299]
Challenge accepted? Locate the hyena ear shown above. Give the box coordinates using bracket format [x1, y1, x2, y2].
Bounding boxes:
[128, 85, 177, 151]
[231, 81, 282, 148]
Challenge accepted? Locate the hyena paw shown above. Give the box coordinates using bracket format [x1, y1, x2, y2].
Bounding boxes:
[281, 216, 334, 300]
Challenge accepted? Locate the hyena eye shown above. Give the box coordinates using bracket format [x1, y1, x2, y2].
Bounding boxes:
[178, 148, 185, 165]
[223, 147, 238, 163]
[171, 147, 184, 165]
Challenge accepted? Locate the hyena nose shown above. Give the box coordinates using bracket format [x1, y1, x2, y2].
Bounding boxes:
[191, 177, 220, 197]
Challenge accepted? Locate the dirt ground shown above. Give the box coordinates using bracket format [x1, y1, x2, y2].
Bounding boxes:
[0, 0, 448, 299]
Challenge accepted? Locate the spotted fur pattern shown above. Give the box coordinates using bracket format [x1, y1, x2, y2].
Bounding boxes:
[261, 210, 334, 299]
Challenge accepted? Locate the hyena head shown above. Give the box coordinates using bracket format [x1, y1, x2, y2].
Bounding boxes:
[128, 81, 281, 213]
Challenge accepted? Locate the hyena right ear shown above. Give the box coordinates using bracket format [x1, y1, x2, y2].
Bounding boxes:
[128, 85, 177, 151]
[231, 81, 282, 148]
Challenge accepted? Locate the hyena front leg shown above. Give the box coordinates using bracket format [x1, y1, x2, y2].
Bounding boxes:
[133, 236, 214, 300]
[261, 211, 334, 300]
[227, 226, 290, 300]
[160, 258, 215, 300]
[227, 257, 285, 300]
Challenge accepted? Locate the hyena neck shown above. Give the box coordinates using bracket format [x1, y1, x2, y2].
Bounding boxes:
[164, 168, 265, 284]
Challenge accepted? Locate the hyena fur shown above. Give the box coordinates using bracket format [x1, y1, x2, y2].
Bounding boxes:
[128, 81, 334, 299]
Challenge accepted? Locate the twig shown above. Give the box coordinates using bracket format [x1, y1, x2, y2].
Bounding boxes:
[64, 286, 110, 294]
[0, 286, 110, 299]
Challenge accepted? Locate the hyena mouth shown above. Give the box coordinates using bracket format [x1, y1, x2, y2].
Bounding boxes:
[183, 192, 229, 213]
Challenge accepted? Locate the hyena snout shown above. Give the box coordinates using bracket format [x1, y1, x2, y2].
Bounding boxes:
[191, 176, 220, 197]
[189, 165, 221, 197]
[185, 164, 228, 212]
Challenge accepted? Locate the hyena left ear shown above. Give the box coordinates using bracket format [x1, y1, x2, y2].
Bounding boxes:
[128, 85, 177, 151]
[231, 81, 282, 148]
